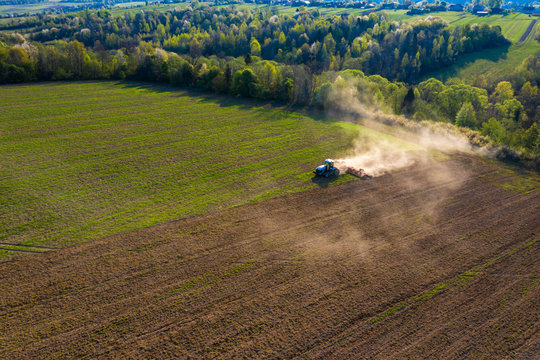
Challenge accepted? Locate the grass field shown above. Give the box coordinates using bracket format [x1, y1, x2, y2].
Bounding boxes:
[385, 10, 465, 22]
[0, 1, 84, 15]
[107, 2, 372, 17]
[0, 81, 424, 255]
[383, 10, 540, 83]
[419, 20, 540, 83]
[385, 10, 536, 43]
[108, 2, 191, 15]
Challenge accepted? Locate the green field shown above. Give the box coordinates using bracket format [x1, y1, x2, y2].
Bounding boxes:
[108, 2, 190, 15]
[419, 20, 540, 83]
[0, 81, 422, 254]
[384, 10, 461, 22]
[385, 10, 535, 43]
[383, 10, 540, 83]
[0, 0, 83, 15]
[121, 3, 370, 17]
[0, 0, 192, 15]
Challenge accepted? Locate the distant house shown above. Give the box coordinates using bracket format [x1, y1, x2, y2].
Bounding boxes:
[477, 11, 489, 16]
[448, 3, 464, 11]
[472, 4, 485, 13]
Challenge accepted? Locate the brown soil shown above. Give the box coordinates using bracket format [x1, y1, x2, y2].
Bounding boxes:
[1, 154, 539, 359]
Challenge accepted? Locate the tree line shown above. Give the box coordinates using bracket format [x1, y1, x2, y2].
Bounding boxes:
[0, 4, 538, 163]
[3, 5, 507, 82]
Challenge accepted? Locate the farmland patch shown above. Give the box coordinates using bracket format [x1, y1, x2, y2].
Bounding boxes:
[0, 81, 424, 254]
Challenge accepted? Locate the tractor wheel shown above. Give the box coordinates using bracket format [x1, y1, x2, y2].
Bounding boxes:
[334, 169, 340, 176]
[324, 171, 331, 178]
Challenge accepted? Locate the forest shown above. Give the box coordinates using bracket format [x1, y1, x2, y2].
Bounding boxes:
[0, 4, 538, 163]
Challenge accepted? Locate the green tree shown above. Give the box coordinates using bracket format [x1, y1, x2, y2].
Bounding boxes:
[437, 84, 488, 120]
[455, 102, 477, 128]
[418, 78, 445, 103]
[497, 98, 523, 123]
[493, 81, 514, 103]
[314, 81, 332, 108]
[189, 38, 202, 58]
[66, 40, 87, 78]
[521, 122, 539, 151]
[486, 0, 503, 9]
[232, 68, 260, 97]
[250, 38, 261, 57]
[278, 32, 286, 46]
[323, 34, 336, 55]
[520, 81, 538, 110]
[7, 47, 30, 68]
[262, 62, 278, 96]
[481, 117, 505, 142]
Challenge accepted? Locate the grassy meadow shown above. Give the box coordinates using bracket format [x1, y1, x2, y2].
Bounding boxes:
[0, 81, 423, 256]
[419, 20, 540, 83]
[0, 1, 83, 15]
[383, 10, 540, 83]
[385, 11, 536, 43]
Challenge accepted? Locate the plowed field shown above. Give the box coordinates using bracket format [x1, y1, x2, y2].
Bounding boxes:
[1, 154, 539, 359]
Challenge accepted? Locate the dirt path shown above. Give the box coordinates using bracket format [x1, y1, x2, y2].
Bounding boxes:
[0, 154, 539, 359]
[518, 19, 537, 43]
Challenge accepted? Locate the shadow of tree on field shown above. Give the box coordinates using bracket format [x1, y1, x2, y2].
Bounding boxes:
[117, 80, 275, 109]
[113, 80, 338, 125]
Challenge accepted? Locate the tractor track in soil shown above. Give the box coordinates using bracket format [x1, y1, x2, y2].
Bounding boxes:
[0, 154, 539, 359]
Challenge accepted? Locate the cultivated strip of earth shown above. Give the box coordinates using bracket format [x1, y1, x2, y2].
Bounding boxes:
[0, 154, 538, 359]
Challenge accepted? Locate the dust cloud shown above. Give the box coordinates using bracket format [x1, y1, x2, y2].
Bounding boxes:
[259, 78, 480, 262]
[324, 76, 485, 177]
[335, 138, 417, 177]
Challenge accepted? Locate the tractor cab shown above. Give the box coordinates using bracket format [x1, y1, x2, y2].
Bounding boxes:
[324, 159, 334, 170]
[314, 159, 340, 177]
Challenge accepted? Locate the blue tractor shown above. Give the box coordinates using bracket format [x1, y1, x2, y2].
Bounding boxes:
[314, 159, 340, 177]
